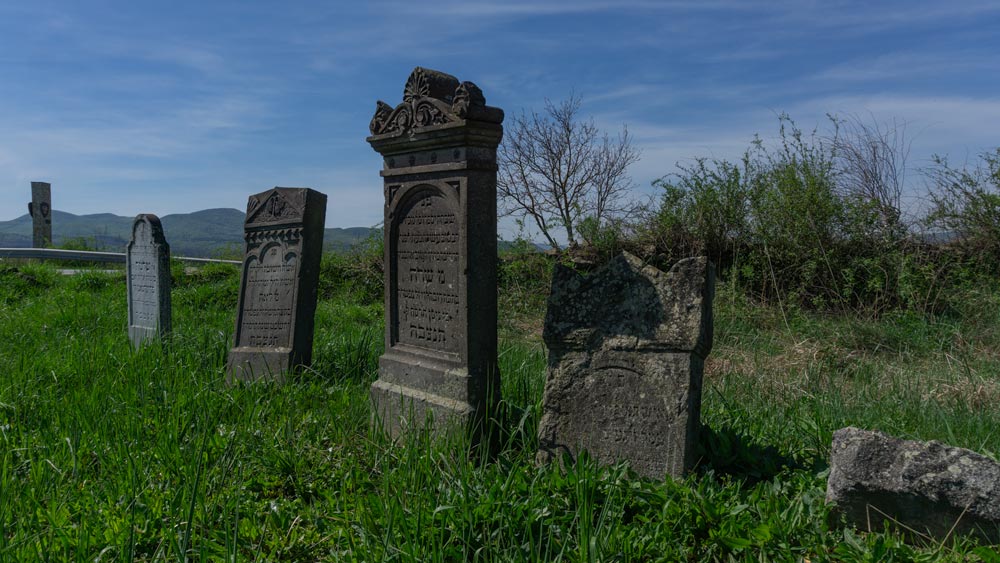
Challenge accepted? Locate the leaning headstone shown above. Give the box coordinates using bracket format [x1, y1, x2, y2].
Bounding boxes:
[536, 253, 715, 480]
[126, 214, 171, 347]
[367, 67, 505, 442]
[827, 427, 1000, 543]
[28, 181, 52, 247]
[226, 187, 327, 383]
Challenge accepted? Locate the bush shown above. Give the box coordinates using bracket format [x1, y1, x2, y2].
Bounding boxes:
[318, 230, 384, 304]
[926, 149, 1000, 269]
[645, 115, 913, 314]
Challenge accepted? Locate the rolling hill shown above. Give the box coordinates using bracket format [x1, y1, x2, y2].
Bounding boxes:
[0, 208, 377, 257]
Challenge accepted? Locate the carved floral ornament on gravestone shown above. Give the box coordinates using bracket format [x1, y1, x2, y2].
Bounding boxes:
[126, 214, 171, 348]
[536, 253, 715, 480]
[369, 67, 503, 137]
[226, 187, 327, 384]
[366, 67, 504, 444]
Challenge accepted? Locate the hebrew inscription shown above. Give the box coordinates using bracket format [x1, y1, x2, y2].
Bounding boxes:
[544, 364, 685, 476]
[128, 223, 159, 326]
[393, 190, 460, 355]
[236, 242, 297, 349]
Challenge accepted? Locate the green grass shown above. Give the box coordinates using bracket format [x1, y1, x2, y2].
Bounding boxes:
[0, 261, 999, 561]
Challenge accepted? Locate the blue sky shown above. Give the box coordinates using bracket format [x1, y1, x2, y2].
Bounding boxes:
[1, 1, 998, 237]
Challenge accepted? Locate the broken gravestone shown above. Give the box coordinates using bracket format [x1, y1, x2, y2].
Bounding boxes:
[226, 187, 327, 383]
[367, 67, 505, 443]
[28, 181, 52, 247]
[536, 253, 715, 480]
[827, 426, 1000, 543]
[126, 214, 171, 347]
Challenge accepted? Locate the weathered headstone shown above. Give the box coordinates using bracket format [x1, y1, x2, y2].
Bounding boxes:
[827, 427, 1000, 543]
[226, 187, 327, 383]
[536, 253, 715, 480]
[28, 181, 52, 247]
[367, 67, 504, 441]
[126, 214, 172, 347]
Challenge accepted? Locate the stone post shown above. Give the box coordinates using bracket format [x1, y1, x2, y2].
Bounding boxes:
[28, 181, 52, 247]
[367, 67, 504, 443]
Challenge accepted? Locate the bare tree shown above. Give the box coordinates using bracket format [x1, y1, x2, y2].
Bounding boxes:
[830, 114, 911, 235]
[497, 95, 640, 251]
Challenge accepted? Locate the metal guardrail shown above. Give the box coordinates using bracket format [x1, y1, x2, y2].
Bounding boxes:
[0, 248, 240, 265]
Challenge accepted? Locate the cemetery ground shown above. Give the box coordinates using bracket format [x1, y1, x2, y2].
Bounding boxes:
[1, 254, 1000, 562]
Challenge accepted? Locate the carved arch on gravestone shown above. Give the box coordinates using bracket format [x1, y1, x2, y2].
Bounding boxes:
[386, 181, 461, 222]
[387, 182, 463, 357]
[128, 214, 167, 250]
[235, 238, 299, 349]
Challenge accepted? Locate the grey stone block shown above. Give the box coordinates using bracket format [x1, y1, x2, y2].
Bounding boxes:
[827, 426, 1000, 543]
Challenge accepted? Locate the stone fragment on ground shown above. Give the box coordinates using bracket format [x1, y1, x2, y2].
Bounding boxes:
[827, 426, 1000, 543]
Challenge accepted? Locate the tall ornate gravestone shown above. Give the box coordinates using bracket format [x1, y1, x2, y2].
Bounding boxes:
[126, 214, 172, 347]
[28, 181, 52, 247]
[536, 253, 715, 480]
[367, 67, 504, 441]
[227, 187, 327, 383]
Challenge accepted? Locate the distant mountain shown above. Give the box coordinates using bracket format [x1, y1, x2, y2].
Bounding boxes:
[0, 208, 377, 257]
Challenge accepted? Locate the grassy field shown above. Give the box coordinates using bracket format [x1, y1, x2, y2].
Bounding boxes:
[1, 259, 999, 561]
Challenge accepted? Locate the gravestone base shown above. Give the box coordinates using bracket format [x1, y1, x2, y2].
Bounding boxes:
[129, 326, 161, 347]
[226, 347, 297, 384]
[370, 381, 476, 439]
[371, 350, 493, 440]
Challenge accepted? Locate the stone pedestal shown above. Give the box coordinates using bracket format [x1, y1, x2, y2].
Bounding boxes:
[367, 67, 504, 442]
[28, 181, 52, 248]
[126, 214, 171, 347]
[227, 187, 327, 383]
[536, 254, 715, 480]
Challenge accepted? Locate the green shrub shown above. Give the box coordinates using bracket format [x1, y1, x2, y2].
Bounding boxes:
[926, 149, 1000, 269]
[318, 231, 384, 305]
[498, 239, 554, 321]
[645, 116, 923, 315]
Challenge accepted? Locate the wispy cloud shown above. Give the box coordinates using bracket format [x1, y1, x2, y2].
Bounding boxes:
[811, 52, 1000, 85]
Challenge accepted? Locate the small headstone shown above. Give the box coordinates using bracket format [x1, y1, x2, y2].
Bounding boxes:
[367, 67, 505, 442]
[28, 181, 52, 247]
[536, 253, 715, 480]
[126, 214, 172, 347]
[226, 187, 327, 383]
[827, 427, 1000, 543]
